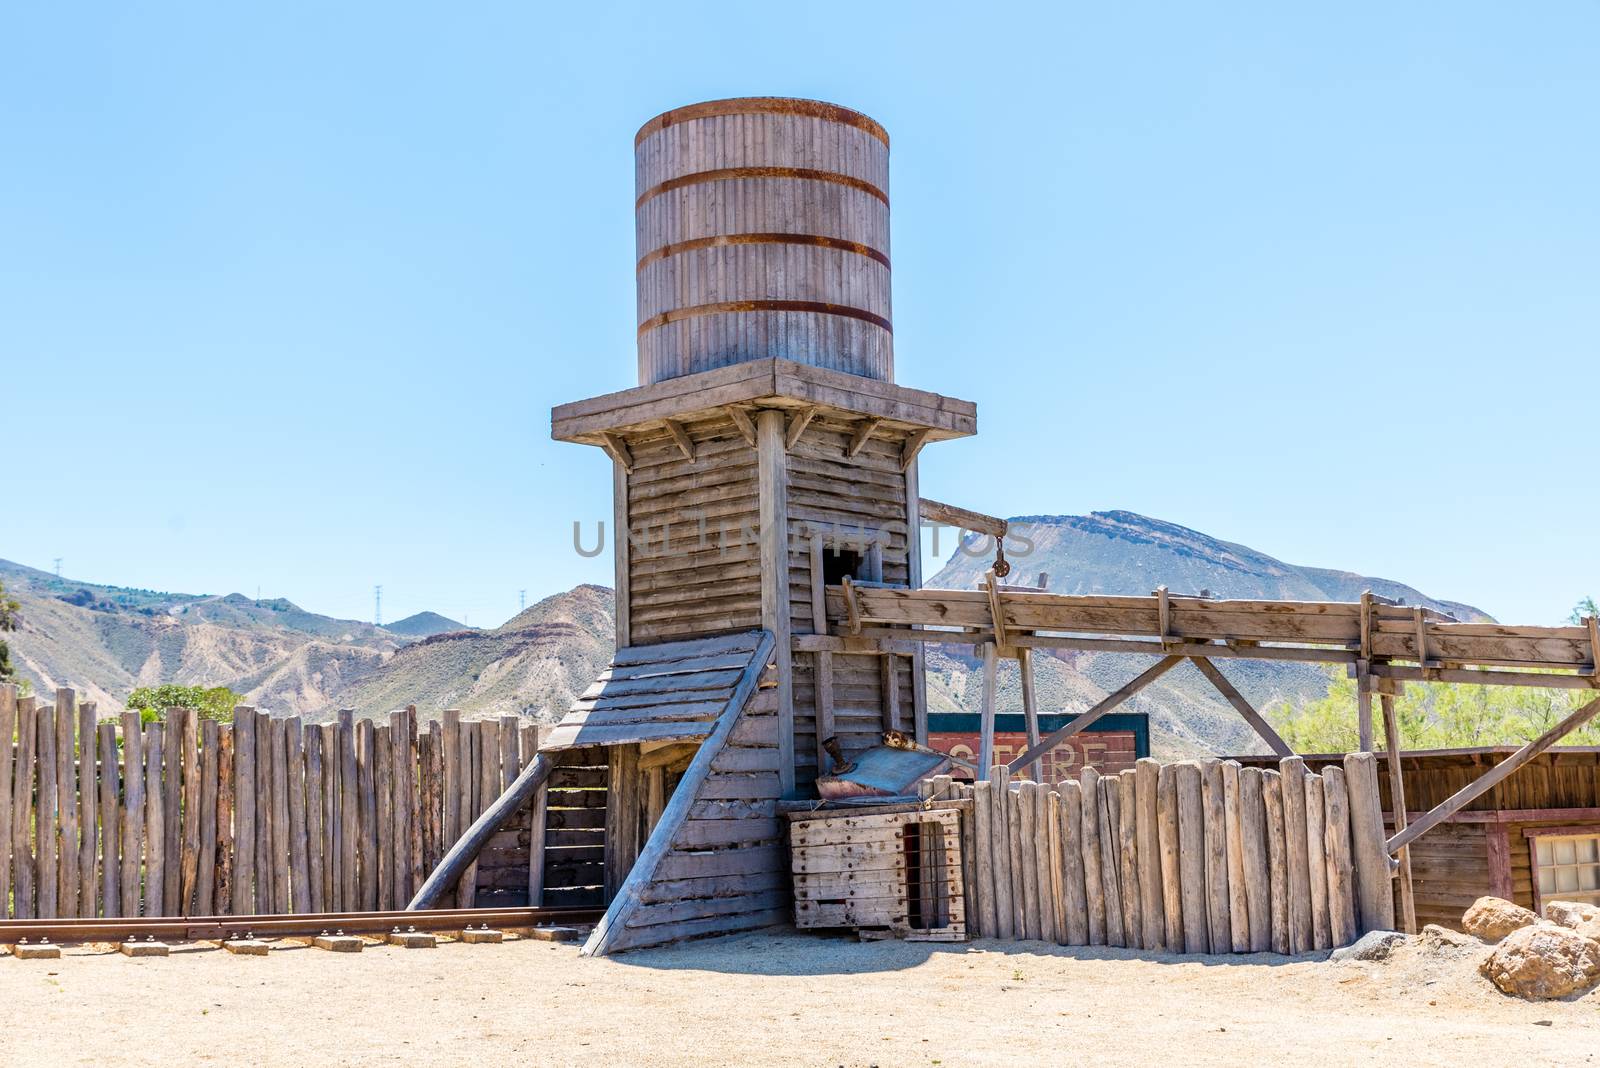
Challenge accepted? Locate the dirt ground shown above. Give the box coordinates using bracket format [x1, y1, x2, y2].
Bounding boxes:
[3, 929, 1597, 1067]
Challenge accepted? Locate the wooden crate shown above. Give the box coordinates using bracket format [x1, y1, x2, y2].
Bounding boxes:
[787, 801, 966, 941]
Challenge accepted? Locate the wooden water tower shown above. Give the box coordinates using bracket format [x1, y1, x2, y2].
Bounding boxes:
[549, 98, 976, 951]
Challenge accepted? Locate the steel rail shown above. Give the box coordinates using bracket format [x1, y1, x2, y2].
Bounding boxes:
[0, 906, 600, 944]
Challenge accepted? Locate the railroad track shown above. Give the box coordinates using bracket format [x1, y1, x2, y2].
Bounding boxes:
[0, 906, 601, 944]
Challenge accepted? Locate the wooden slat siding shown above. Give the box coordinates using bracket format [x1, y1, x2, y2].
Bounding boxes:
[1262, 770, 1291, 954]
[338, 710, 358, 912]
[1239, 766, 1271, 953]
[142, 721, 164, 917]
[230, 707, 255, 915]
[0, 685, 13, 918]
[304, 724, 326, 913]
[97, 721, 120, 918]
[78, 698, 98, 917]
[216, 727, 234, 915]
[194, 719, 219, 916]
[10, 696, 35, 918]
[36, 696, 58, 918]
[161, 707, 183, 912]
[1304, 773, 1332, 951]
[54, 691, 78, 918]
[455, 720, 479, 908]
[1222, 760, 1249, 953]
[357, 717, 378, 911]
[1174, 761, 1206, 953]
[375, 722, 393, 911]
[1280, 757, 1314, 953]
[179, 709, 202, 915]
[1342, 752, 1395, 933]
[117, 711, 141, 919]
[254, 711, 273, 913]
[1322, 765, 1359, 946]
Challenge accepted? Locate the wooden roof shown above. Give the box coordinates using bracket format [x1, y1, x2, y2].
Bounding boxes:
[550, 357, 977, 443]
[544, 631, 773, 750]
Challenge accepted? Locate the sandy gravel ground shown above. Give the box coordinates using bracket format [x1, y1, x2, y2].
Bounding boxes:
[2, 929, 1597, 1067]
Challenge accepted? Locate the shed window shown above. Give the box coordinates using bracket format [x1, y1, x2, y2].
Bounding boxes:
[1535, 834, 1600, 907]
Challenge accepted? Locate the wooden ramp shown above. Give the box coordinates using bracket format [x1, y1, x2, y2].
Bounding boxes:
[581, 630, 785, 956]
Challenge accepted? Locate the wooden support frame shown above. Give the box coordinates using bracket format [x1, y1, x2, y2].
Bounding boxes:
[1018, 646, 1041, 782]
[1190, 657, 1293, 757]
[1007, 656, 1185, 774]
[726, 405, 758, 447]
[756, 409, 796, 796]
[847, 417, 882, 458]
[919, 498, 1008, 539]
[784, 406, 818, 450]
[661, 418, 695, 462]
[1380, 693, 1417, 932]
[1389, 694, 1600, 854]
[984, 568, 1009, 650]
[599, 432, 634, 473]
[978, 642, 998, 777]
[1588, 615, 1600, 677]
[900, 428, 933, 472]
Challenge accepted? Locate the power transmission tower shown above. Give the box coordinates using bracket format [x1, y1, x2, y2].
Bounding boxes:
[374, 585, 383, 626]
[53, 558, 62, 578]
[519, 589, 527, 612]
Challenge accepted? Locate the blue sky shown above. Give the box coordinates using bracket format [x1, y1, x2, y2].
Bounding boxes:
[3, 2, 1595, 628]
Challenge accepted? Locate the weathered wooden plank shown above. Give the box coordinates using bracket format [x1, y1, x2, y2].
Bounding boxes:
[78, 697, 98, 917]
[0, 685, 13, 919]
[1304, 772, 1331, 951]
[216, 725, 234, 915]
[1079, 766, 1106, 945]
[231, 706, 255, 915]
[10, 696, 36, 919]
[357, 717, 378, 911]
[1200, 759, 1229, 952]
[56, 690, 80, 918]
[1239, 766, 1271, 953]
[1099, 775, 1125, 947]
[304, 723, 325, 914]
[1007, 780, 1028, 937]
[143, 721, 164, 917]
[1116, 770, 1141, 948]
[1175, 761, 1207, 954]
[989, 766, 1015, 939]
[1156, 762, 1183, 952]
[118, 711, 143, 919]
[1280, 756, 1312, 954]
[375, 722, 394, 911]
[36, 696, 59, 918]
[255, 711, 274, 913]
[268, 716, 291, 913]
[971, 780, 995, 937]
[196, 719, 219, 917]
[338, 710, 358, 912]
[1057, 780, 1089, 945]
[1262, 769, 1290, 954]
[97, 720, 120, 918]
[1322, 765, 1359, 947]
[1016, 781, 1042, 940]
[180, 708, 203, 915]
[1134, 758, 1163, 951]
[1343, 751, 1396, 934]
[320, 723, 338, 912]
[1222, 760, 1249, 953]
[162, 707, 182, 913]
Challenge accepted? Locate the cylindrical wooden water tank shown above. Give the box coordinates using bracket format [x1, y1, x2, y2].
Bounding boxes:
[635, 97, 892, 385]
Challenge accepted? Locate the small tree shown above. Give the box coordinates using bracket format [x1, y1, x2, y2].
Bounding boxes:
[126, 684, 242, 724]
[1570, 596, 1599, 625]
[0, 580, 20, 682]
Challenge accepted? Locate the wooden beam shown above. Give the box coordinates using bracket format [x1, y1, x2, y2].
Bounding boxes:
[881, 654, 903, 733]
[900, 428, 933, 472]
[662, 418, 695, 462]
[841, 576, 862, 636]
[984, 568, 1009, 651]
[599, 432, 634, 473]
[808, 532, 827, 636]
[1359, 591, 1374, 662]
[918, 498, 1008, 539]
[613, 462, 631, 648]
[815, 651, 836, 774]
[784, 406, 818, 450]
[580, 632, 775, 957]
[1018, 647, 1041, 782]
[1413, 607, 1438, 669]
[756, 409, 795, 796]
[1155, 586, 1172, 648]
[1372, 663, 1600, 691]
[1356, 661, 1374, 752]
[846, 417, 882, 458]
[903, 455, 928, 746]
[1007, 656, 1185, 773]
[1588, 615, 1600, 677]
[407, 753, 554, 910]
[1388, 694, 1600, 854]
[1190, 657, 1293, 757]
[726, 405, 758, 447]
[978, 642, 998, 778]
[1380, 693, 1417, 933]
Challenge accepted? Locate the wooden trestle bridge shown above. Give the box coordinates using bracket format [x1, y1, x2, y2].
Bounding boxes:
[822, 542, 1600, 931]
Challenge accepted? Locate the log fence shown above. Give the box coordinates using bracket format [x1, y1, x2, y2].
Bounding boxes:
[0, 683, 554, 919]
[922, 752, 1393, 952]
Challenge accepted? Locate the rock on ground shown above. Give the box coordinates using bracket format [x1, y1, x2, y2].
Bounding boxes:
[1544, 900, 1600, 943]
[1420, 924, 1481, 953]
[1461, 896, 1538, 942]
[1479, 924, 1600, 1000]
[1331, 930, 1407, 963]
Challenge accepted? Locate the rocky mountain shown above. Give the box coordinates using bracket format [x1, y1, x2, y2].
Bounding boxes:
[0, 558, 609, 723]
[923, 511, 1491, 756]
